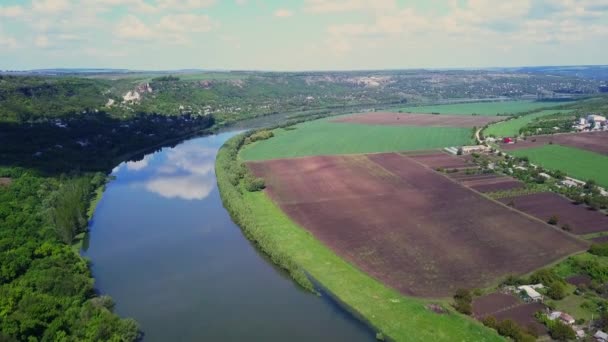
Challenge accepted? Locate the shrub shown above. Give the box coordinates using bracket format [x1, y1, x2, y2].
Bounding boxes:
[546, 282, 567, 300]
[548, 320, 576, 341]
[481, 316, 498, 329]
[244, 129, 274, 145]
[547, 215, 559, 225]
[244, 175, 265, 192]
[589, 243, 608, 257]
[503, 274, 524, 286]
[453, 300, 472, 315]
[453, 288, 473, 315]
[529, 269, 561, 286]
[484, 318, 536, 342]
[454, 288, 472, 302]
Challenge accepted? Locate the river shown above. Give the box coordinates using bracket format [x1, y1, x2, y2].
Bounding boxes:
[82, 129, 375, 341]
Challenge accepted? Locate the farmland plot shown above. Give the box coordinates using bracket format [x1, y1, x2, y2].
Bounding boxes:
[460, 176, 524, 193]
[502, 131, 608, 155]
[510, 145, 608, 188]
[249, 153, 586, 297]
[473, 293, 548, 336]
[499, 192, 608, 235]
[240, 119, 473, 161]
[472, 293, 521, 317]
[408, 152, 475, 169]
[399, 101, 555, 116]
[331, 112, 502, 127]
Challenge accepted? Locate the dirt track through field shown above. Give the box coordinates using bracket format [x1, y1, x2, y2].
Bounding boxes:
[249, 153, 587, 297]
[408, 153, 475, 169]
[331, 112, 503, 128]
[501, 131, 608, 155]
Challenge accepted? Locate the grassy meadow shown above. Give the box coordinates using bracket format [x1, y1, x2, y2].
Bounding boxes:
[399, 100, 556, 116]
[484, 110, 571, 137]
[240, 118, 473, 161]
[510, 145, 608, 187]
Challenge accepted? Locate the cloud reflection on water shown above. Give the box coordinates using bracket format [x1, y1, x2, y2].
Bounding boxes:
[124, 142, 218, 201]
[126, 155, 154, 171]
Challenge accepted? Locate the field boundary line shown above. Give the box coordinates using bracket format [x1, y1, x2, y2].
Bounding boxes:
[403, 152, 590, 251]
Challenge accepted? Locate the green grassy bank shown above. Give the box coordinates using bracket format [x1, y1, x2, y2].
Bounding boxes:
[216, 133, 503, 342]
[484, 110, 571, 138]
[240, 118, 473, 161]
[510, 145, 608, 188]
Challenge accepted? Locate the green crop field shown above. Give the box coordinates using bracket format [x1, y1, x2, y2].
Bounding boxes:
[240, 118, 473, 161]
[484, 110, 571, 137]
[399, 101, 556, 116]
[510, 145, 608, 187]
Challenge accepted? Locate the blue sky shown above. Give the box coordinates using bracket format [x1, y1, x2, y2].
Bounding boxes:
[0, 0, 607, 70]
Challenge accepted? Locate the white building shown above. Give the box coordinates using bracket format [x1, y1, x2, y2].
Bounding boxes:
[595, 330, 608, 342]
[587, 114, 607, 123]
[460, 145, 490, 154]
[517, 284, 544, 302]
[561, 179, 579, 188]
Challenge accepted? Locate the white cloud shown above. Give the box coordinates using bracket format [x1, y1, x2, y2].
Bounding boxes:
[157, 0, 216, 10]
[0, 31, 17, 49]
[0, 5, 24, 18]
[274, 9, 294, 18]
[115, 15, 155, 40]
[34, 35, 51, 48]
[158, 14, 214, 33]
[114, 13, 217, 44]
[321, 0, 608, 56]
[32, 0, 71, 13]
[304, 0, 396, 13]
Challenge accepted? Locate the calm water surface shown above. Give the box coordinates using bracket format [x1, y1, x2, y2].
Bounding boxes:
[83, 132, 374, 341]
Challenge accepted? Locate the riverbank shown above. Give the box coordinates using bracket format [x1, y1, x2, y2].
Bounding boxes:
[215, 132, 503, 342]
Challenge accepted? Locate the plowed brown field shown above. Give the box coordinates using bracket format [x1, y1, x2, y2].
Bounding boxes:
[499, 192, 608, 235]
[492, 303, 548, 335]
[408, 152, 475, 169]
[461, 176, 524, 193]
[249, 153, 587, 297]
[331, 112, 503, 128]
[472, 293, 521, 318]
[473, 293, 548, 335]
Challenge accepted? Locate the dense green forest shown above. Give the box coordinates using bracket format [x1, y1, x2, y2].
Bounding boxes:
[0, 168, 139, 341]
[0, 112, 214, 174]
